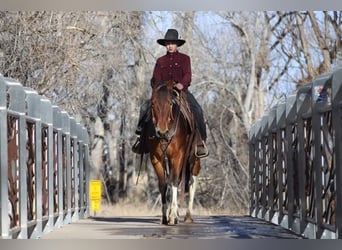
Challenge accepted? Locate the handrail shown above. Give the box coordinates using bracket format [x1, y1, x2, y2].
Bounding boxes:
[0, 75, 90, 239]
[249, 65, 342, 239]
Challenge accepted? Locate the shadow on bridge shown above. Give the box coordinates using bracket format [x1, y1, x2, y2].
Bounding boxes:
[91, 216, 160, 224]
[41, 215, 304, 239]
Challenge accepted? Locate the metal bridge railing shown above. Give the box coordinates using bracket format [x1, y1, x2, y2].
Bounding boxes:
[0, 75, 90, 239]
[249, 65, 342, 239]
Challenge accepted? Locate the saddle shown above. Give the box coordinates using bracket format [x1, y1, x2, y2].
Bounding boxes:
[172, 90, 195, 132]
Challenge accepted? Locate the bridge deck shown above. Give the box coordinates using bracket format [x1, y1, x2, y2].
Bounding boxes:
[40, 215, 303, 239]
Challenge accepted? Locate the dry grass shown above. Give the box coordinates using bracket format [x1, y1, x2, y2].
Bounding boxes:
[96, 175, 246, 218]
[94, 201, 159, 217]
[92, 199, 243, 218]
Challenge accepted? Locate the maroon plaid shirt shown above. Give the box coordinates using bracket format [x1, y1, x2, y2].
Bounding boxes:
[152, 51, 191, 90]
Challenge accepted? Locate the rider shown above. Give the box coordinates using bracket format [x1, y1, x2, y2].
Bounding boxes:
[132, 28, 209, 158]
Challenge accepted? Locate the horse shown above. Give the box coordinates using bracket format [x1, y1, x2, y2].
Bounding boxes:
[145, 79, 201, 225]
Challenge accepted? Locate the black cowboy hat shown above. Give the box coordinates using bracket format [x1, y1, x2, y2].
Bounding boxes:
[157, 29, 186, 47]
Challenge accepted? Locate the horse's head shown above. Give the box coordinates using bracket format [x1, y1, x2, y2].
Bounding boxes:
[151, 79, 176, 139]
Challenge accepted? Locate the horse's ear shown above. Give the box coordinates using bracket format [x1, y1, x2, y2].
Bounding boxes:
[151, 77, 158, 89]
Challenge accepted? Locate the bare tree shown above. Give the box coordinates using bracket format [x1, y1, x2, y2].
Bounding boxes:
[265, 11, 341, 88]
[2, 11, 340, 214]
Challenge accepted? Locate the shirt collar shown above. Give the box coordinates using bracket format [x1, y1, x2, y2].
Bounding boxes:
[167, 51, 179, 57]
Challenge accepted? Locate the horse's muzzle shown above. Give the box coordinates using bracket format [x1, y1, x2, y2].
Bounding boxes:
[155, 128, 169, 139]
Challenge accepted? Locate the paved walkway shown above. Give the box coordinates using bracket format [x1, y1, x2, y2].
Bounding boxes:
[40, 215, 304, 239]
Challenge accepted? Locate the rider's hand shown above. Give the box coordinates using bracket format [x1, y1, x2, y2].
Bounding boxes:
[175, 83, 184, 91]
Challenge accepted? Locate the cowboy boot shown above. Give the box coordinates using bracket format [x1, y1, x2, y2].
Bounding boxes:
[132, 136, 142, 154]
[132, 115, 145, 153]
[135, 119, 144, 135]
[195, 140, 209, 158]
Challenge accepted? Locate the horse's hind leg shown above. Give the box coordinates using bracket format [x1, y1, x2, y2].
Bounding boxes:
[184, 175, 197, 223]
[184, 158, 200, 223]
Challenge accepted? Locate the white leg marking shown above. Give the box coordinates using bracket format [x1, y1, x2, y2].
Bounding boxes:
[169, 185, 178, 223]
[188, 175, 198, 215]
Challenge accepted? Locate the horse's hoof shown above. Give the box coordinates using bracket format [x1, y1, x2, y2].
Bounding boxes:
[184, 212, 194, 223]
[161, 217, 168, 225]
[168, 217, 178, 225]
[184, 216, 194, 223]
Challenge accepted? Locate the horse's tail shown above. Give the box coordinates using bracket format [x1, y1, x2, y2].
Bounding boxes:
[184, 160, 191, 193]
[135, 153, 145, 185]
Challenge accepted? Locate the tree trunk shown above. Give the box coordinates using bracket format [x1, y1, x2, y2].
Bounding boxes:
[308, 11, 332, 73]
[295, 12, 315, 81]
[119, 112, 126, 198]
[90, 117, 104, 180]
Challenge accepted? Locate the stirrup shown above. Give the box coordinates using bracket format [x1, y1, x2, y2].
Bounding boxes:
[195, 141, 209, 158]
[135, 128, 142, 136]
[132, 137, 141, 154]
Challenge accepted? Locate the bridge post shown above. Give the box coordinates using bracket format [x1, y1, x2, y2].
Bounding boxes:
[70, 118, 79, 221]
[249, 124, 255, 216]
[296, 83, 312, 237]
[53, 106, 64, 228]
[79, 129, 86, 219]
[275, 102, 286, 227]
[266, 107, 277, 222]
[285, 95, 297, 232]
[255, 120, 265, 218]
[253, 121, 262, 217]
[61, 111, 72, 224]
[25, 87, 43, 239]
[332, 65, 342, 239]
[80, 127, 90, 218]
[312, 77, 322, 239]
[311, 72, 332, 239]
[39, 97, 54, 235]
[0, 76, 10, 238]
[258, 115, 269, 220]
[7, 83, 28, 239]
[249, 123, 259, 217]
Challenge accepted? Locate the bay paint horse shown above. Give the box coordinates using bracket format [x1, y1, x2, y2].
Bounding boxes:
[146, 79, 201, 225]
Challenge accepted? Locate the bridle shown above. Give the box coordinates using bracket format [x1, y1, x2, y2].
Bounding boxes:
[151, 83, 182, 152]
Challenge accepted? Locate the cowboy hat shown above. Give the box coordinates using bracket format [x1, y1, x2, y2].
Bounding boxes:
[157, 29, 186, 47]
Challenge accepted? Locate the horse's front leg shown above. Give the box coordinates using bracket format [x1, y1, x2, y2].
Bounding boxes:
[161, 187, 168, 225]
[151, 154, 168, 225]
[184, 175, 197, 223]
[168, 185, 179, 225]
[168, 152, 183, 225]
[184, 158, 200, 223]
